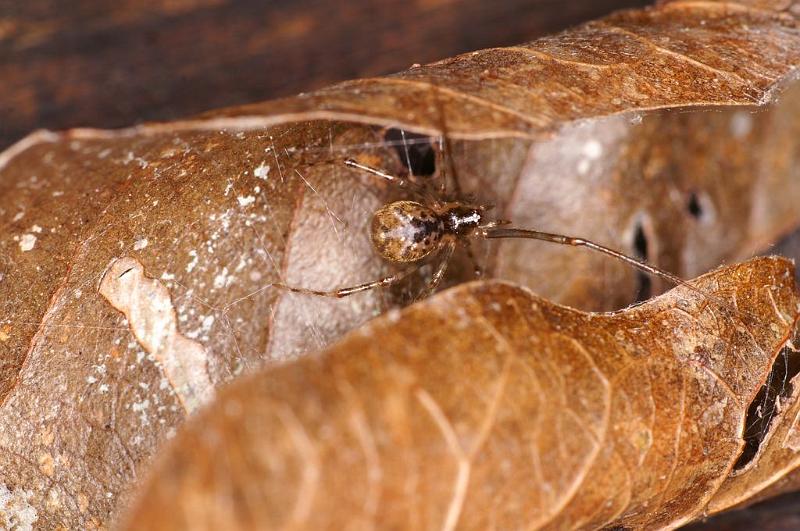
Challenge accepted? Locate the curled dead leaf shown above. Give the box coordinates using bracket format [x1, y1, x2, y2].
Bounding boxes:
[119, 257, 800, 530]
[1, 0, 800, 528]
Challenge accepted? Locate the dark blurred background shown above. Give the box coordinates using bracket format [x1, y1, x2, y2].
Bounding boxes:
[2, 0, 798, 528]
[0, 0, 650, 148]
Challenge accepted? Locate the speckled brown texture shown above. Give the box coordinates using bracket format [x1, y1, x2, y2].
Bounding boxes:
[121, 258, 800, 530]
[370, 200, 447, 263]
[2, 0, 800, 528]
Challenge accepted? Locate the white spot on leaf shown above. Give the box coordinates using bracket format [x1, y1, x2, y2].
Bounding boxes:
[254, 162, 270, 180]
[237, 195, 256, 207]
[186, 250, 199, 273]
[213, 267, 233, 289]
[132, 399, 151, 424]
[731, 111, 754, 139]
[0, 484, 38, 531]
[19, 234, 37, 252]
[582, 139, 603, 159]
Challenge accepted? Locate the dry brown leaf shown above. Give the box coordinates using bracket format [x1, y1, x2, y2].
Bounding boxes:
[195, 0, 800, 139]
[120, 257, 800, 530]
[2, 0, 800, 528]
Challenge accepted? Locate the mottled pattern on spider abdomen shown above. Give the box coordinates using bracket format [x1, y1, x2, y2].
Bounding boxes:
[371, 200, 446, 262]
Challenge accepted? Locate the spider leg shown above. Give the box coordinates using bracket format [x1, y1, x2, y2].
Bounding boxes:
[346, 157, 446, 211]
[435, 136, 447, 196]
[478, 226, 684, 285]
[344, 158, 432, 197]
[417, 240, 457, 300]
[464, 239, 484, 278]
[399, 129, 416, 178]
[272, 265, 421, 298]
[479, 220, 512, 229]
[432, 91, 464, 198]
[476, 225, 751, 319]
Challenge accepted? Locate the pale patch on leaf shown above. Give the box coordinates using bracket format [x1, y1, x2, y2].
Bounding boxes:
[99, 257, 215, 413]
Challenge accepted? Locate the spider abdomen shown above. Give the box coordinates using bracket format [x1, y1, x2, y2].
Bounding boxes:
[371, 200, 446, 262]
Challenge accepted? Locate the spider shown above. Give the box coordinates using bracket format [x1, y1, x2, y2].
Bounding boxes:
[273, 132, 686, 301]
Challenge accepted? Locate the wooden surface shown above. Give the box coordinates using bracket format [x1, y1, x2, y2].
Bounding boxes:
[0, 0, 650, 148]
[686, 490, 800, 531]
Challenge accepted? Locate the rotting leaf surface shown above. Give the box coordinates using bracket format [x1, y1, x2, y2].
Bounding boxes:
[1, 0, 800, 528]
[120, 257, 800, 530]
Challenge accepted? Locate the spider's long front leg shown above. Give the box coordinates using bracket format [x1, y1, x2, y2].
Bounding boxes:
[478, 226, 685, 286]
[475, 225, 752, 321]
[272, 265, 421, 299]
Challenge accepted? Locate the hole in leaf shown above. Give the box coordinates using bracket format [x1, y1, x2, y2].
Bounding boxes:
[384, 129, 436, 177]
[687, 191, 703, 219]
[734, 343, 800, 470]
[632, 222, 651, 303]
